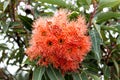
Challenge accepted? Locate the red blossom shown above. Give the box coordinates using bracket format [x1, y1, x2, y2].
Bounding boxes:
[25, 10, 91, 73]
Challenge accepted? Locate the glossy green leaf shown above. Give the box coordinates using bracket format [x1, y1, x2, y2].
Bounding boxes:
[96, 12, 120, 23]
[33, 66, 45, 80]
[3, 0, 10, 11]
[18, 15, 33, 31]
[89, 30, 102, 62]
[46, 65, 65, 80]
[99, 0, 120, 11]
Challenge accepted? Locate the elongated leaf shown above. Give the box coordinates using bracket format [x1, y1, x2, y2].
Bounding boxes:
[0, 43, 9, 50]
[39, 0, 66, 7]
[72, 72, 88, 80]
[33, 66, 45, 80]
[9, 22, 20, 28]
[3, 0, 10, 11]
[72, 72, 82, 80]
[117, 36, 120, 45]
[103, 65, 110, 80]
[24, 58, 36, 66]
[112, 58, 119, 76]
[81, 72, 88, 80]
[94, 24, 103, 41]
[89, 30, 101, 62]
[96, 12, 120, 23]
[39, 0, 76, 10]
[0, 3, 3, 10]
[116, 24, 120, 33]
[99, 0, 120, 11]
[18, 15, 33, 31]
[77, 0, 91, 6]
[101, 25, 120, 33]
[89, 74, 100, 80]
[46, 65, 65, 80]
[83, 60, 100, 75]
[68, 11, 79, 21]
[0, 21, 10, 33]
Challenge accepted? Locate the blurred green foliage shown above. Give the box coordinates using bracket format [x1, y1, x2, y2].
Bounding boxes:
[0, 0, 120, 80]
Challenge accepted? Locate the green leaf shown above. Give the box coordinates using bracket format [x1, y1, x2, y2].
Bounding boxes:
[117, 36, 120, 45]
[9, 22, 20, 28]
[24, 58, 36, 66]
[68, 11, 79, 21]
[81, 72, 88, 80]
[90, 30, 101, 62]
[89, 74, 100, 80]
[98, 0, 120, 11]
[0, 21, 10, 33]
[0, 43, 9, 50]
[112, 58, 119, 76]
[64, 74, 73, 80]
[3, 0, 10, 11]
[18, 15, 33, 31]
[103, 65, 110, 80]
[72, 72, 88, 80]
[38, 0, 76, 11]
[77, 0, 91, 6]
[72, 72, 82, 80]
[89, 30, 102, 62]
[39, 0, 66, 7]
[94, 24, 103, 41]
[83, 59, 100, 75]
[0, 3, 3, 10]
[116, 24, 120, 33]
[96, 12, 120, 23]
[46, 65, 65, 80]
[33, 66, 45, 80]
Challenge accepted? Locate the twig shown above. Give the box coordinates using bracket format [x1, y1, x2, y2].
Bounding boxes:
[87, 0, 98, 29]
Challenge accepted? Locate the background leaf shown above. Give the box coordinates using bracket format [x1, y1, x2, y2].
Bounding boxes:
[18, 15, 33, 31]
[96, 12, 120, 23]
[3, 0, 10, 11]
[33, 66, 45, 80]
[39, 0, 76, 10]
[89, 74, 100, 80]
[72, 72, 82, 80]
[98, 0, 120, 11]
[46, 65, 65, 80]
[89, 29, 102, 62]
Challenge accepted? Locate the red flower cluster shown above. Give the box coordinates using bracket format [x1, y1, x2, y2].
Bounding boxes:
[26, 10, 91, 73]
